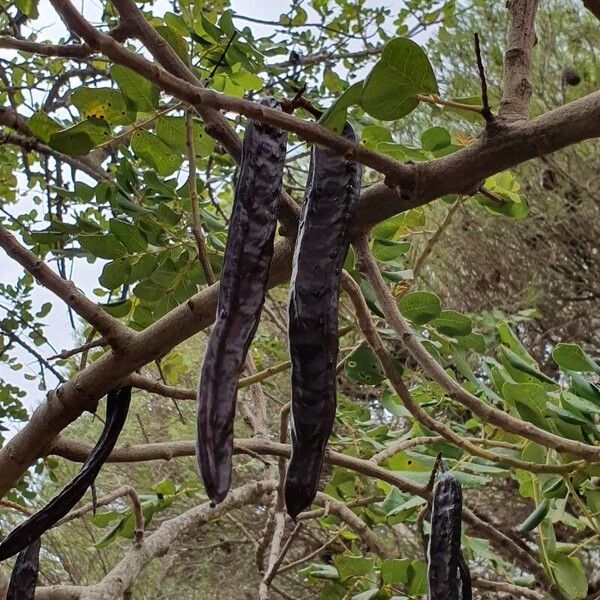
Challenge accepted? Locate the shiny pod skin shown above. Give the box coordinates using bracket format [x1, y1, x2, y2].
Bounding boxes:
[427, 470, 464, 600]
[7, 538, 41, 600]
[0, 386, 131, 561]
[285, 122, 362, 519]
[196, 97, 288, 505]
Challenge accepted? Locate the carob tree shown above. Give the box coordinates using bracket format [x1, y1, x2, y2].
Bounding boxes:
[0, 1, 598, 599]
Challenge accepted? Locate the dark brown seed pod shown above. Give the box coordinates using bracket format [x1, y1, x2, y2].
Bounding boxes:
[562, 66, 581, 87]
[196, 97, 288, 505]
[458, 554, 472, 600]
[0, 387, 131, 561]
[427, 469, 464, 600]
[284, 122, 362, 519]
[7, 538, 41, 600]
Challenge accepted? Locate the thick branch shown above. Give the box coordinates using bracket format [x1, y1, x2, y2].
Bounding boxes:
[499, 0, 539, 120]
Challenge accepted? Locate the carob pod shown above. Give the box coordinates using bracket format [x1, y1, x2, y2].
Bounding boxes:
[284, 122, 362, 519]
[0, 386, 131, 561]
[6, 538, 41, 600]
[196, 97, 287, 505]
[427, 463, 471, 600]
[457, 555, 472, 600]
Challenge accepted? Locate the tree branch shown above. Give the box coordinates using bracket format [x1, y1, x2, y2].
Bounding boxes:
[0, 226, 132, 347]
[499, 0, 540, 120]
[353, 236, 600, 462]
[48, 437, 425, 498]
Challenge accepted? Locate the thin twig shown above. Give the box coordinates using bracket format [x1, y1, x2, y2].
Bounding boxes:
[48, 337, 106, 361]
[474, 33, 493, 121]
[186, 108, 216, 286]
[413, 196, 463, 277]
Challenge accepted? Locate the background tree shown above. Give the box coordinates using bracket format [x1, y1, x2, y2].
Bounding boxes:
[0, 0, 599, 599]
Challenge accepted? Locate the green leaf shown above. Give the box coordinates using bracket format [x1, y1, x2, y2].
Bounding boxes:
[109, 219, 148, 252]
[345, 345, 385, 385]
[156, 116, 215, 157]
[319, 81, 363, 132]
[421, 126, 451, 152]
[99, 258, 132, 290]
[333, 555, 374, 583]
[516, 499, 550, 532]
[79, 234, 127, 259]
[372, 238, 411, 262]
[131, 131, 181, 176]
[361, 38, 438, 120]
[381, 559, 410, 585]
[71, 87, 133, 125]
[570, 372, 600, 406]
[397, 291, 441, 324]
[502, 382, 549, 430]
[406, 560, 427, 596]
[298, 563, 339, 581]
[496, 322, 534, 363]
[500, 346, 557, 386]
[156, 202, 181, 225]
[15, 0, 38, 18]
[553, 343, 600, 374]
[36, 302, 52, 318]
[101, 299, 132, 318]
[49, 118, 111, 156]
[131, 255, 158, 281]
[133, 280, 164, 302]
[111, 65, 159, 113]
[155, 25, 189, 64]
[430, 310, 472, 336]
[550, 554, 588, 599]
[28, 111, 61, 143]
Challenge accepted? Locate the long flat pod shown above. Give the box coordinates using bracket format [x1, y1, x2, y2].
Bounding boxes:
[196, 97, 287, 505]
[427, 469, 463, 600]
[6, 538, 41, 600]
[0, 386, 131, 561]
[285, 122, 361, 519]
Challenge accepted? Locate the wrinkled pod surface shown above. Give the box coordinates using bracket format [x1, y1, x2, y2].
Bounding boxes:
[196, 97, 287, 505]
[285, 122, 362, 519]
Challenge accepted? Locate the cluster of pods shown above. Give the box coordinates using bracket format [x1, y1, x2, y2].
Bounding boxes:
[0, 97, 471, 599]
[195, 97, 362, 519]
[195, 96, 472, 598]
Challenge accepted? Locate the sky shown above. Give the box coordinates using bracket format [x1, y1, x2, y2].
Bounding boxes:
[0, 0, 407, 420]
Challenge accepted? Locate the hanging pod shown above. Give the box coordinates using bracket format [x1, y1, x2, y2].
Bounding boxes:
[0, 386, 131, 561]
[427, 463, 472, 600]
[196, 97, 288, 505]
[285, 122, 362, 519]
[6, 538, 41, 600]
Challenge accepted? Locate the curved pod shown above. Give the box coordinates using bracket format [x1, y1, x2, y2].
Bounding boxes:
[0, 386, 131, 561]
